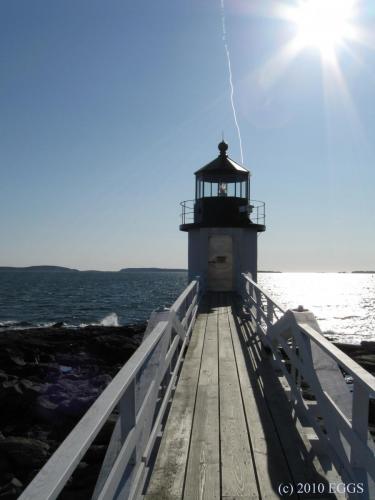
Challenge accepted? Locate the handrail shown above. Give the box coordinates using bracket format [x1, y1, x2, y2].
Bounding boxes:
[241, 273, 375, 498]
[20, 279, 200, 500]
[179, 199, 195, 226]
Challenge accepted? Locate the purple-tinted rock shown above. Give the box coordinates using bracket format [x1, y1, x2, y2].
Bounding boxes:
[58, 396, 95, 418]
[0, 437, 49, 468]
[0, 323, 144, 496]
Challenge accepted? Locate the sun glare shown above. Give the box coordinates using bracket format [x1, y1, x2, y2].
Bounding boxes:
[292, 0, 356, 57]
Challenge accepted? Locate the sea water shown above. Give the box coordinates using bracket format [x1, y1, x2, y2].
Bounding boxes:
[0, 271, 188, 329]
[258, 272, 375, 345]
[0, 270, 373, 344]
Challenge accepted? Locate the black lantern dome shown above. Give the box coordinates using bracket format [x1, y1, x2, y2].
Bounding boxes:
[180, 142, 265, 231]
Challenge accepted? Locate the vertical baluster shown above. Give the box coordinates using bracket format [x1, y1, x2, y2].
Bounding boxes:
[255, 287, 261, 324]
[119, 379, 136, 464]
[266, 298, 273, 330]
[243, 276, 247, 308]
[290, 338, 298, 398]
[252, 282, 256, 323]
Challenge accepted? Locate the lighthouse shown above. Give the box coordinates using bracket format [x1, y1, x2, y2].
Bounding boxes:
[180, 141, 265, 293]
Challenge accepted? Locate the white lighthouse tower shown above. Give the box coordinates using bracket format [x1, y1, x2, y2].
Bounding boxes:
[180, 141, 265, 293]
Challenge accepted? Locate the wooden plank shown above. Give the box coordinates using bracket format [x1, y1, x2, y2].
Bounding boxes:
[218, 304, 235, 364]
[183, 314, 207, 361]
[198, 308, 218, 387]
[183, 386, 220, 500]
[183, 303, 220, 500]
[145, 313, 208, 500]
[218, 301, 259, 499]
[227, 302, 296, 500]
[144, 389, 198, 499]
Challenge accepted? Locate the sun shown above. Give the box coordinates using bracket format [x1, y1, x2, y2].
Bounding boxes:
[291, 0, 356, 57]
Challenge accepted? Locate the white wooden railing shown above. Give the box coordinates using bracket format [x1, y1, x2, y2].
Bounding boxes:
[20, 279, 200, 500]
[241, 273, 375, 499]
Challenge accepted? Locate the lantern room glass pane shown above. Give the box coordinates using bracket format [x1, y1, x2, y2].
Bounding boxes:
[204, 182, 211, 197]
[242, 181, 247, 198]
[227, 183, 235, 197]
[199, 180, 203, 198]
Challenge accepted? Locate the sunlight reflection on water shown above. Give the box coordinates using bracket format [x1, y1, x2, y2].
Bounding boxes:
[258, 273, 375, 344]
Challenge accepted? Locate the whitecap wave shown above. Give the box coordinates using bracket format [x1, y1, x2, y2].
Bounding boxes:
[99, 312, 120, 327]
[0, 320, 33, 329]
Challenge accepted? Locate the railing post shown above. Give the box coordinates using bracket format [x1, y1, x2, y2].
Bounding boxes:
[350, 379, 370, 493]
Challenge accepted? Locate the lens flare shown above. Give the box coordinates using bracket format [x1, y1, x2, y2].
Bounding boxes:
[291, 0, 356, 57]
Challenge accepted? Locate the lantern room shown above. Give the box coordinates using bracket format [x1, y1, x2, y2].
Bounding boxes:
[180, 141, 265, 231]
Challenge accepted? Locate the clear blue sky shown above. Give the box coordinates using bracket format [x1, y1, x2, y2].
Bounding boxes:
[1, 0, 374, 271]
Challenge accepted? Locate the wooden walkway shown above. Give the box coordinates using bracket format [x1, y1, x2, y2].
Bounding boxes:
[144, 293, 342, 500]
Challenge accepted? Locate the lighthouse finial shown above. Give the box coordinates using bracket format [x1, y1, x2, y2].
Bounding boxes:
[218, 139, 228, 156]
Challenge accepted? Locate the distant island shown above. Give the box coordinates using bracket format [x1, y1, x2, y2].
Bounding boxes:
[120, 268, 187, 273]
[0, 266, 187, 273]
[352, 271, 375, 274]
[0, 266, 79, 272]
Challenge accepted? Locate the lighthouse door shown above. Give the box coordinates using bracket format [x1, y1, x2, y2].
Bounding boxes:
[207, 235, 233, 291]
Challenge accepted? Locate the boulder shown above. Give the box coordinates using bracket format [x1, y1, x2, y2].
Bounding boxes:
[34, 396, 60, 421]
[58, 396, 95, 418]
[0, 437, 49, 468]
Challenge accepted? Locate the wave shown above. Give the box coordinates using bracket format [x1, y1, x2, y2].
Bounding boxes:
[0, 312, 121, 331]
[0, 320, 33, 329]
[99, 312, 120, 327]
[0, 320, 61, 330]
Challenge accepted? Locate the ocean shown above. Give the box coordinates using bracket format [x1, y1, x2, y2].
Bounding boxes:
[0, 270, 373, 344]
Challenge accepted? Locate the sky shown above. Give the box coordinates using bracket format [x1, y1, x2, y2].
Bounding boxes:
[1, 0, 375, 272]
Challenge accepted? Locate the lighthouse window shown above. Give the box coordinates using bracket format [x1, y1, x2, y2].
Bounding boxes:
[204, 182, 211, 197]
[218, 182, 227, 197]
[227, 183, 235, 196]
[240, 180, 247, 199]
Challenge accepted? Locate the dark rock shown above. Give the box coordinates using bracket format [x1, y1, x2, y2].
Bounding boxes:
[0, 453, 12, 475]
[59, 396, 95, 418]
[89, 374, 112, 389]
[9, 355, 26, 367]
[0, 323, 144, 496]
[83, 445, 107, 464]
[94, 414, 117, 445]
[10, 479, 22, 489]
[0, 484, 19, 500]
[0, 476, 23, 500]
[334, 342, 375, 376]
[0, 437, 49, 468]
[2, 380, 22, 396]
[34, 396, 60, 420]
[19, 379, 45, 404]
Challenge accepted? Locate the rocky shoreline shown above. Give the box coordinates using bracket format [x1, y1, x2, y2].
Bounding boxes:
[0, 326, 374, 499]
[0, 323, 145, 499]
